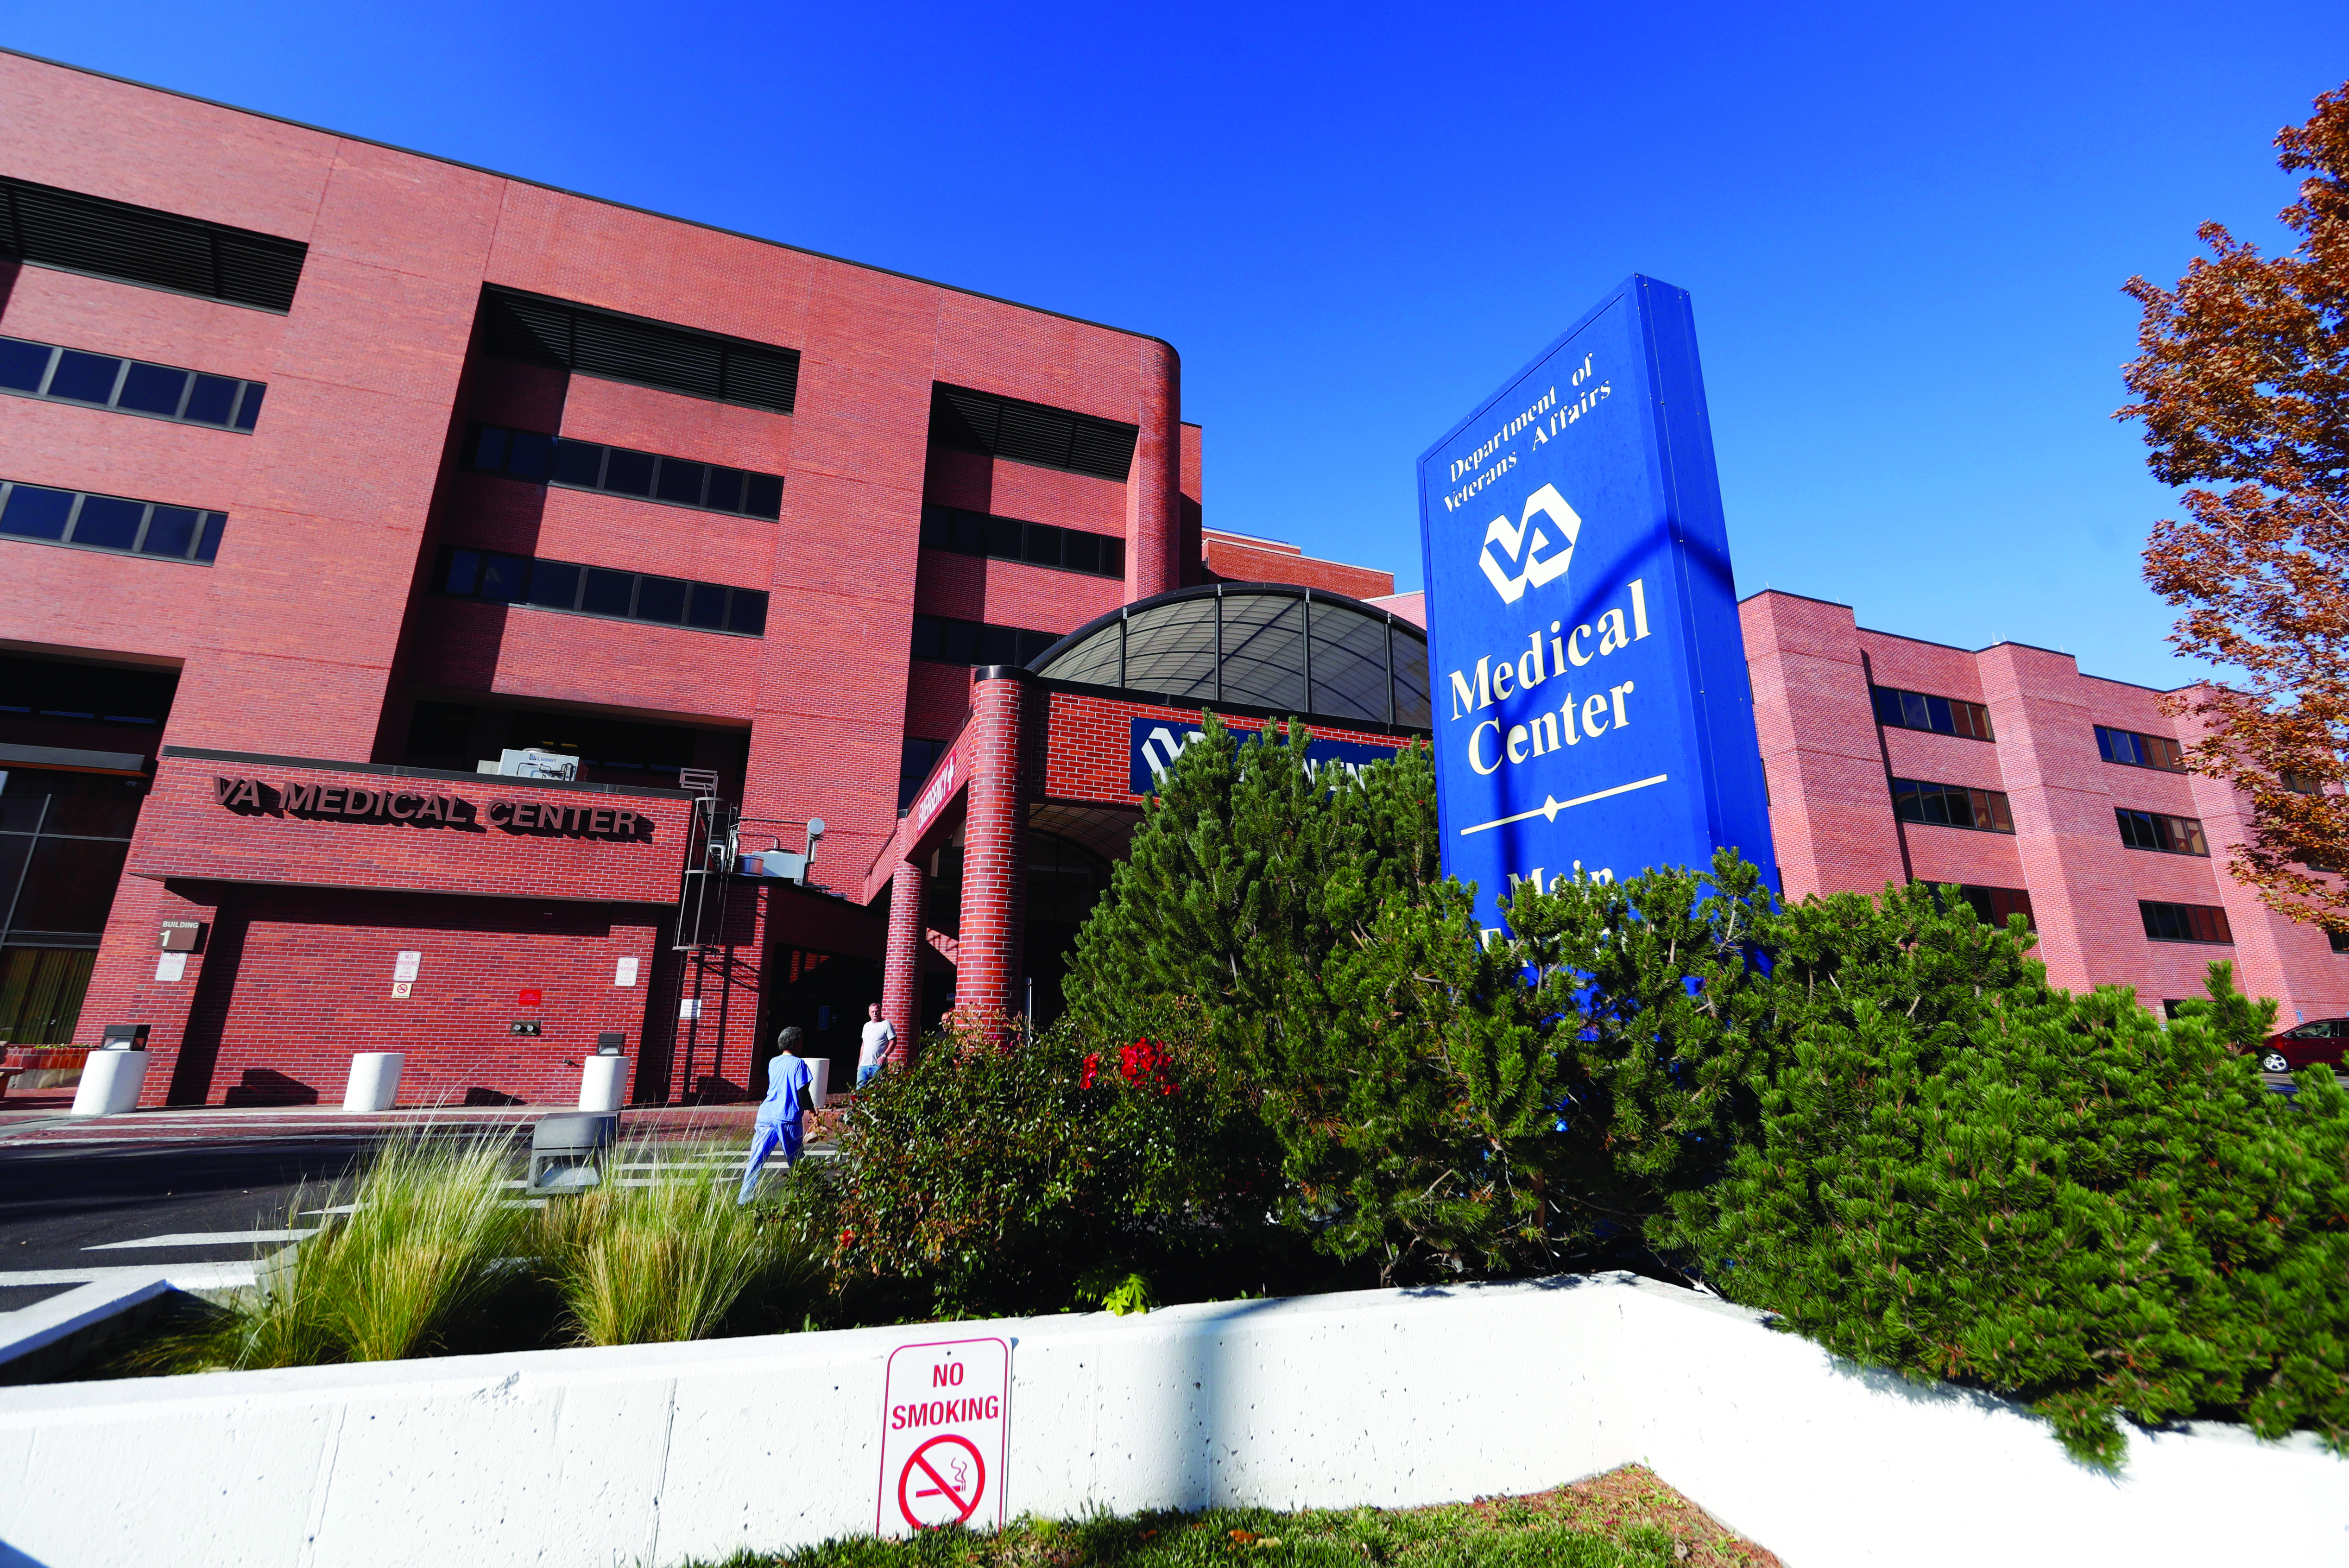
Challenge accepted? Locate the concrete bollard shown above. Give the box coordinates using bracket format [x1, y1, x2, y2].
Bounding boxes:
[341, 1052, 403, 1112]
[578, 1054, 627, 1113]
[69, 1050, 148, 1116]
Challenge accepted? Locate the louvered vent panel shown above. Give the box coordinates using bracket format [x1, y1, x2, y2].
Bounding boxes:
[479, 286, 798, 412]
[1067, 419, 1138, 481]
[572, 314, 725, 400]
[719, 346, 798, 415]
[929, 384, 1140, 481]
[0, 177, 304, 311]
[216, 235, 308, 314]
[992, 401, 1076, 469]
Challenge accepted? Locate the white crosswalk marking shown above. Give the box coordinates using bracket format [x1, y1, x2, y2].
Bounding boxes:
[84, 1229, 317, 1251]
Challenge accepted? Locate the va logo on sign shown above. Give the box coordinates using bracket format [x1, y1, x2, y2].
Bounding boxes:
[1478, 483, 1581, 604]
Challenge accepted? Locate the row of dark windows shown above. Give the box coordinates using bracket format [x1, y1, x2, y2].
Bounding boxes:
[1872, 685, 1994, 742]
[1891, 777, 2014, 833]
[0, 335, 264, 431]
[929, 383, 1140, 482]
[2142, 900, 2233, 945]
[0, 481, 224, 565]
[0, 655, 177, 729]
[405, 700, 744, 792]
[1873, 691, 2201, 781]
[919, 505, 1126, 579]
[911, 613, 1063, 669]
[481, 287, 800, 417]
[463, 423, 784, 519]
[2096, 725, 2187, 772]
[2117, 808, 2208, 857]
[439, 549, 768, 637]
[0, 175, 307, 314]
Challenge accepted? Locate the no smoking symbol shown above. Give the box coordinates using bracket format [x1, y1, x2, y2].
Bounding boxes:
[897, 1434, 985, 1530]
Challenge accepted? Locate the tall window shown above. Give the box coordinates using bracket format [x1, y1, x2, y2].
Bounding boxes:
[1891, 778, 2014, 833]
[1872, 686, 1994, 741]
[0, 769, 145, 1044]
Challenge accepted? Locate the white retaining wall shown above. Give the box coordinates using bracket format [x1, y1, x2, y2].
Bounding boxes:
[0, 1273, 2341, 1568]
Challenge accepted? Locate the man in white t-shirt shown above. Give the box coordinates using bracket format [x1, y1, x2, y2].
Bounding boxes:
[857, 1003, 895, 1088]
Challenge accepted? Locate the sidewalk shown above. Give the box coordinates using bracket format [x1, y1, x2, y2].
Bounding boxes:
[0, 1101, 843, 1147]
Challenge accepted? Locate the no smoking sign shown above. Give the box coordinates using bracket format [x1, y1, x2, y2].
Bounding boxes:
[877, 1337, 1009, 1536]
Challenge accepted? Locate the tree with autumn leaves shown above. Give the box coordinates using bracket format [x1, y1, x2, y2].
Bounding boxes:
[2124, 82, 2349, 932]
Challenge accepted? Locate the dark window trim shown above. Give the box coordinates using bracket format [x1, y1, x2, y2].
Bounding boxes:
[0, 175, 307, 314]
[435, 548, 767, 639]
[1869, 684, 1995, 742]
[2095, 724, 2189, 773]
[2139, 899, 2235, 946]
[0, 335, 265, 432]
[2115, 807, 2210, 857]
[1889, 777, 2015, 834]
[0, 481, 224, 566]
[919, 504, 1125, 579]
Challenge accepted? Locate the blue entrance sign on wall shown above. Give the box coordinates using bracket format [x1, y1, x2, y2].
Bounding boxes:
[1129, 717, 1398, 796]
[1415, 276, 1774, 935]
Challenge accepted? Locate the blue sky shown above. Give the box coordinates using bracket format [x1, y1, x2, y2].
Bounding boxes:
[6, 1, 2345, 689]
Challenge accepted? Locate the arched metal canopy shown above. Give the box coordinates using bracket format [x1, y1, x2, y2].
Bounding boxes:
[1028, 582, 1431, 732]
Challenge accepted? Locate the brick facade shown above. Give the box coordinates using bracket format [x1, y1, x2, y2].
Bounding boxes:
[1743, 590, 2349, 1021]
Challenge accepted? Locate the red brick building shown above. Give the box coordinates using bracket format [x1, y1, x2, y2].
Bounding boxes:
[0, 50, 1427, 1106]
[1743, 590, 2349, 1025]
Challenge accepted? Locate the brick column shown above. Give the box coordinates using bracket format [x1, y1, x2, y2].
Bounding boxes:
[1123, 339, 1183, 600]
[957, 668, 1031, 1042]
[881, 859, 923, 1065]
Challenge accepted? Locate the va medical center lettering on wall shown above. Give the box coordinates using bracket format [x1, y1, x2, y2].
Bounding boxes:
[1416, 276, 1774, 935]
[210, 776, 655, 841]
[1130, 718, 1400, 795]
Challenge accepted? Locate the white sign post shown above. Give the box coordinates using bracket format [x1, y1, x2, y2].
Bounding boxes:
[875, 1336, 1009, 1537]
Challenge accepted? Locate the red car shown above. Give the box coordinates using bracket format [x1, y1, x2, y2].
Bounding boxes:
[2259, 1019, 2349, 1074]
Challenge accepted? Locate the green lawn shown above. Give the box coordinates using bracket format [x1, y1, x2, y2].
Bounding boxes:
[695, 1467, 1777, 1568]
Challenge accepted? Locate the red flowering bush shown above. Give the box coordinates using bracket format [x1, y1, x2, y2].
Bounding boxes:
[832, 1007, 1288, 1317]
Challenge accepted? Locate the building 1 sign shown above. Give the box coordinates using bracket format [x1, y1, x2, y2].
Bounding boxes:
[1415, 276, 1774, 935]
[210, 776, 655, 841]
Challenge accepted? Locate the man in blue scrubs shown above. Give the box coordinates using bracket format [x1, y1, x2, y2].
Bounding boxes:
[739, 1026, 816, 1205]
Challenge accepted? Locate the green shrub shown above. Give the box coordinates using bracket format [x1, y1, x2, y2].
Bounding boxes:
[832, 1009, 1290, 1316]
[1699, 952, 2349, 1465]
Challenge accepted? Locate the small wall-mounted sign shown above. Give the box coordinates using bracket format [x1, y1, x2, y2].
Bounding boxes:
[510, 1020, 543, 1037]
[393, 951, 422, 983]
[392, 981, 413, 999]
[614, 956, 639, 987]
[519, 988, 543, 1007]
[678, 998, 702, 1021]
[158, 920, 204, 953]
[155, 951, 188, 983]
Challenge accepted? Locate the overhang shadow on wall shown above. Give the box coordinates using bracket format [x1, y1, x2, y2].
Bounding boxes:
[380, 327, 568, 748]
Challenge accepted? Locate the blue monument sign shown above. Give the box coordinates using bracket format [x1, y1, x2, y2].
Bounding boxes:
[1415, 275, 1774, 934]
